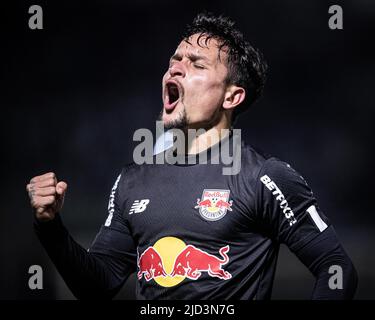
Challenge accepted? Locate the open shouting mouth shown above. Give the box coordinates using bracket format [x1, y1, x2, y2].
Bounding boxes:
[164, 80, 182, 112]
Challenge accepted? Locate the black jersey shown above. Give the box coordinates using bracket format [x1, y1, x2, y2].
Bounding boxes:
[88, 134, 331, 300]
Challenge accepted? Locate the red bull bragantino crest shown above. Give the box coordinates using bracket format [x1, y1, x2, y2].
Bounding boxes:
[137, 237, 232, 288]
[194, 189, 233, 221]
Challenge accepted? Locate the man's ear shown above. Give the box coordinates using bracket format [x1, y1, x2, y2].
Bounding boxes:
[222, 85, 246, 111]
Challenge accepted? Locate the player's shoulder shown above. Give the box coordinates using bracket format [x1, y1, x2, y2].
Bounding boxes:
[117, 161, 145, 182]
[121, 161, 141, 174]
[241, 142, 271, 166]
[240, 141, 299, 182]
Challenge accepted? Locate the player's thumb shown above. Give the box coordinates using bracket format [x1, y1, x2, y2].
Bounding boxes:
[56, 181, 68, 196]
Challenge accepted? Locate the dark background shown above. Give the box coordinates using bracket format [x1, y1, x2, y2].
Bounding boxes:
[1, 0, 374, 299]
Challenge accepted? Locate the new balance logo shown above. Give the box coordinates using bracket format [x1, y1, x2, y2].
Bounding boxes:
[129, 199, 150, 214]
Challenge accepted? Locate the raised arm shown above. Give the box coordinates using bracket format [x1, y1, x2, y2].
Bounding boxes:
[27, 172, 136, 299]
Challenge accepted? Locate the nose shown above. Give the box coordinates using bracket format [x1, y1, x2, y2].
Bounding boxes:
[169, 62, 186, 78]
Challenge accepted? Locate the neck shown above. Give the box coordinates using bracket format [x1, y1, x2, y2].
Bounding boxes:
[185, 114, 231, 155]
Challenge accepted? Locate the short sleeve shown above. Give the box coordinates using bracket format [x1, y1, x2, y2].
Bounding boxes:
[89, 170, 137, 268]
[255, 158, 330, 252]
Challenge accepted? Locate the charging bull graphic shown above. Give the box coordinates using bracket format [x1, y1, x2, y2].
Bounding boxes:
[137, 246, 167, 281]
[137, 237, 232, 287]
[171, 245, 232, 280]
[194, 198, 212, 208]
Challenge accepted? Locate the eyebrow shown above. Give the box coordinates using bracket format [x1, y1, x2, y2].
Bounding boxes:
[169, 53, 211, 65]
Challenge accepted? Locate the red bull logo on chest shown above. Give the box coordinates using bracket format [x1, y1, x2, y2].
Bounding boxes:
[194, 189, 233, 221]
[137, 237, 232, 288]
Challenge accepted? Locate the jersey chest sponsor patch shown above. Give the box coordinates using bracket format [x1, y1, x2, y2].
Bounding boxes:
[137, 236, 232, 287]
[194, 189, 233, 221]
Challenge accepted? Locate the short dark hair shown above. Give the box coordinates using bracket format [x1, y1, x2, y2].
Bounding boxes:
[183, 12, 268, 121]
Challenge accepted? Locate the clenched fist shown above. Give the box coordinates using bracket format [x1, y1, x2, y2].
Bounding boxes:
[26, 172, 68, 222]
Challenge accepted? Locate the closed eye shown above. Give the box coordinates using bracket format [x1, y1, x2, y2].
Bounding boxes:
[194, 64, 205, 69]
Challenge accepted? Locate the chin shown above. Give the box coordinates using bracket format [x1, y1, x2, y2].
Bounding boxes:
[162, 112, 175, 124]
[161, 108, 187, 130]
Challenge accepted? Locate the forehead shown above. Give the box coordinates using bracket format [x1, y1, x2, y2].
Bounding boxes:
[174, 33, 228, 64]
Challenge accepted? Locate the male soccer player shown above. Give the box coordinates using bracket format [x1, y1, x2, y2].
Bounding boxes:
[27, 13, 357, 299]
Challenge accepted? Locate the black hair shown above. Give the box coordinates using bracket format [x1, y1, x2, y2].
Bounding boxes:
[183, 12, 268, 121]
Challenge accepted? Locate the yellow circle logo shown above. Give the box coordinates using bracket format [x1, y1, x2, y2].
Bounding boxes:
[153, 237, 186, 287]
